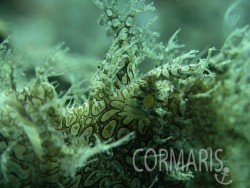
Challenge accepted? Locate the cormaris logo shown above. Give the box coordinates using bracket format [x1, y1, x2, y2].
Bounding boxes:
[132, 148, 232, 185]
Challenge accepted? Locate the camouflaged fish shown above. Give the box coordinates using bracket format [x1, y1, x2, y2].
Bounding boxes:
[1, 0, 238, 187]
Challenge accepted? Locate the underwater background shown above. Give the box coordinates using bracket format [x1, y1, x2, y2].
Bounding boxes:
[0, 0, 250, 187]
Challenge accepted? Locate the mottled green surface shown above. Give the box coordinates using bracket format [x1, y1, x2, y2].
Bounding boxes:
[0, 0, 249, 187]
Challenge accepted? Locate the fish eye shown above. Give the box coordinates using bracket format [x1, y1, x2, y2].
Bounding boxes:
[143, 94, 155, 108]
